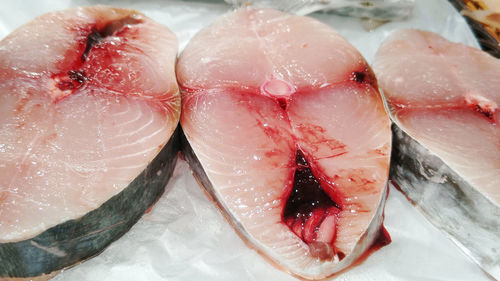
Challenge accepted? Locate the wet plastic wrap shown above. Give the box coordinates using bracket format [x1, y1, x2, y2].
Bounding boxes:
[224, 0, 415, 20]
[0, 0, 493, 280]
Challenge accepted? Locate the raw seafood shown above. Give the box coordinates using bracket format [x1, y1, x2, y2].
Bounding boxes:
[373, 29, 500, 278]
[0, 6, 180, 278]
[178, 8, 391, 279]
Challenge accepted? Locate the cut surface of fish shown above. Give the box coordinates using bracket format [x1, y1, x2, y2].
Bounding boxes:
[0, 6, 180, 278]
[373, 29, 500, 278]
[178, 8, 391, 279]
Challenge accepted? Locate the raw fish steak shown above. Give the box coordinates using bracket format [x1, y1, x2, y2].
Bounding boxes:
[373, 29, 500, 278]
[178, 8, 392, 279]
[0, 6, 180, 279]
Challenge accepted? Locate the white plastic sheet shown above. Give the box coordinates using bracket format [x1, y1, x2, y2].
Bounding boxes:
[0, 0, 491, 280]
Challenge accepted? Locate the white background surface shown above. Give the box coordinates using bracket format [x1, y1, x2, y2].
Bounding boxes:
[0, 1, 492, 280]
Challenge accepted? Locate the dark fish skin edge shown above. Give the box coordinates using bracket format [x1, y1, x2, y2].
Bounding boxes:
[390, 123, 500, 276]
[0, 125, 181, 278]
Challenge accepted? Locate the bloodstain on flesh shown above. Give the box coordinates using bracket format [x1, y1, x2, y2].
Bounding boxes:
[295, 123, 347, 158]
[283, 150, 340, 217]
[466, 99, 497, 124]
[348, 225, 391, 267]
[391, 100, 498, 125]
[474, 105, 494, 120]
[56, 70, 87, 92]
[81, 29, 103, 62]
[54, 15, 143, 97]
[351, 64, 378, 89]
[390, 92, 498, 125]
[277, 97, 287, 110]
[283, 150, 341, 260]
[180, 66, 392, 263]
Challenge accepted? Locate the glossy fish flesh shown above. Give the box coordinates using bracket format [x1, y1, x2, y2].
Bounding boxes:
[0, 6, 180, 278]
[178, 8, 392, 279]
[373, 29, 500, 278]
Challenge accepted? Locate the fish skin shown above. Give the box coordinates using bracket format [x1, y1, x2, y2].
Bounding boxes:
[373, 29, 500, 278]
[178, 8, 391, 279]
[373, 29, 500, 204]
[0, 6, 180, 278]
[390, 124, 500, 278]
[181, 130, 389, 280]
[1, 127, 180, 278]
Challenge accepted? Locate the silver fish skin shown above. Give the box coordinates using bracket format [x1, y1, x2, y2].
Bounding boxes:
[373, 29, 500, 279]
[391, 124, 500, 279]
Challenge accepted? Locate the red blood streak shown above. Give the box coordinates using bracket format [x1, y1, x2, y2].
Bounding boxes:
[179, 72, 389, 262]
[282, 150, 341, 259]
[53, 15, 143, 101]
[390, 96, 498, 125]
[351, 64, 378, 89]
[350, 225, 391, 266]
[277, 97, 288, 110]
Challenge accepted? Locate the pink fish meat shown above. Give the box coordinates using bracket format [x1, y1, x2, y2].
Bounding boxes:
[373, 29, 500, 278]
[178, 8, 392, 279]
[0, 6, 180, 279]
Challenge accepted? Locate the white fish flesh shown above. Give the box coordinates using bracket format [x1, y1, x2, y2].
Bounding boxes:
[373, 29, 500, 278]
[0, 6, 180, 279]
[178, 7, 392, 279]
